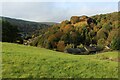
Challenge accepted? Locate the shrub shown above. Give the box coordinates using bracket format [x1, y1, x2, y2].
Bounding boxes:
[65, 44, 75, 50]
[96, 46, 104, 51]
[77, 44, 84, 48]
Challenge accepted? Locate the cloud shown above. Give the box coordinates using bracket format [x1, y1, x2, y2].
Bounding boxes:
[1, 0, 119, 2]
[1, 2, 118, 22]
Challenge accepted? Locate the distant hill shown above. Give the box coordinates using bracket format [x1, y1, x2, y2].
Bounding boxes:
[39, 22, 59, 25]
[1, 17, 58, 39]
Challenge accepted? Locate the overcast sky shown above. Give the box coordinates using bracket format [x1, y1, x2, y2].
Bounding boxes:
[1, 2, 118, 22]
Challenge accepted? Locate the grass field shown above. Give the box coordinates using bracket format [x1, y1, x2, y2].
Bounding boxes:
[2, 42, 119, 78]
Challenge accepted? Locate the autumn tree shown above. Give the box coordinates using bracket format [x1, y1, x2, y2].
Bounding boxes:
[62, 24, 74, 33]
[60, 20, 70, 31]
[69, 31, 78, 47]
[47, 34, 58, 49]
[70, 16, 80, 24]
[61, 33, 70, 44]
[54, 31, 63, 39]
[57, 41, 65, 52]
[97, 28, 108, 40]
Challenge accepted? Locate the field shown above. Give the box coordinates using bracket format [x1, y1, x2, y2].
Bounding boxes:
[2, 42, 119, 78]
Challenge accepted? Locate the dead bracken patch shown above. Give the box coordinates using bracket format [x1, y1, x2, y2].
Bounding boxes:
[98, 56, 120, 62]
[111, 58, 120, 62]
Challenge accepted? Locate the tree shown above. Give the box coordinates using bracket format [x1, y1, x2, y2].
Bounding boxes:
[62, 24, 74, 33]
[87, 18, 97, 26]
[30, 37, 39, 46]
[97, 38, 106, 49]
[112, 21, 119, 29]
[54, 31, 63, 40]
[57, 41, 65, 52]
[102, 22, 112, 31]
[89, 30, 97, 44]
[47, 34, 57, 49]
[70, 32, 78, 47]
[111, 36, 120, 50]
[85, 32, 91, 46]
[70, 16, 80, 24]
[97, 28, 108, 40]
[107, 29, 118, 44]
[61, 33, 70, 44]
[60, 20, 70, 30]
[110, 28, 120, 50]
[97, 23, 102, 29]
[2, 20, 20, 43]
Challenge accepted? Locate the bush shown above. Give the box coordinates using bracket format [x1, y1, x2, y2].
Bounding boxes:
[65, 44, 75, 50]
[77, 44, 84, 48]
[96, 46, 104, 51]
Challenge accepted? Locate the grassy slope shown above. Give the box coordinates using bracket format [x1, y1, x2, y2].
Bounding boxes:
[2, 42, 118, 78]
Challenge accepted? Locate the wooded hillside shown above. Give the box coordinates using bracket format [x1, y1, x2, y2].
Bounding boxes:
[30, 12, 120, 53]
[1, 17, 55, 43]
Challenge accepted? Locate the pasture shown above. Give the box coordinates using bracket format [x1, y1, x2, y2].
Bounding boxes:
[2, 42, 118, 78]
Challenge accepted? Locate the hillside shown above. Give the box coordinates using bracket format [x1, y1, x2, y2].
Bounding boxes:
[2, 42, 118, 78]
[0, 17, 56, 40]
[30, 12, 120, 54]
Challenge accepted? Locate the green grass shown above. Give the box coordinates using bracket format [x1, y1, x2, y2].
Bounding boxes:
[2, 42, 118, 78]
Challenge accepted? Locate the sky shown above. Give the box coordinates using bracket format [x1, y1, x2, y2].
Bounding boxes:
[0, 1, 119, 22]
